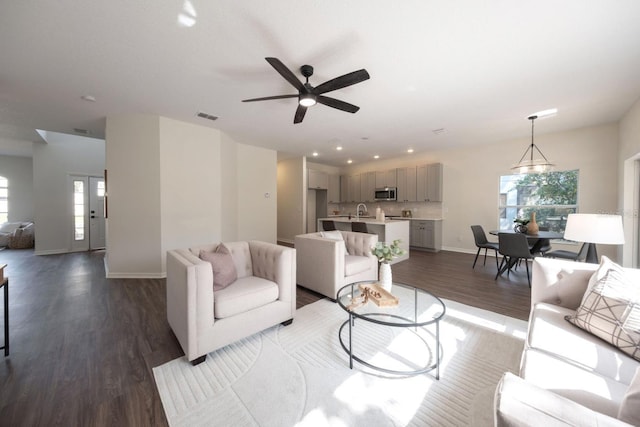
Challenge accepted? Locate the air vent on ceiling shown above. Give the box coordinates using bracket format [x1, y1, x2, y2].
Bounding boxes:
[196, 111, 218, 121]
[73, 128, 91, 135]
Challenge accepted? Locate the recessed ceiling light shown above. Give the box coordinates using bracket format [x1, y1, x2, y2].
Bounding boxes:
[374, 155, 380, 159]
[407, 148, 414, 153]
[347, 159, 353, 164]
[81, 95, 96, 102]
[312, 151, 318, 157]
[336, 146, 343, 151]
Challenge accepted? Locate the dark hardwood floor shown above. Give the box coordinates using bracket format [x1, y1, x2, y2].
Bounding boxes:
[0, 247, 530, 426]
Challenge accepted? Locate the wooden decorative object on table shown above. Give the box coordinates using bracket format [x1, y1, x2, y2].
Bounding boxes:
[527, 212, 539, 235]
[346, 283, 399, 311]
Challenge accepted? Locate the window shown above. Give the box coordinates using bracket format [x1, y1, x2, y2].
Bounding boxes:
[499, 170, 578, 233]
[0, 176, 7, 223]
[73, 180, 85, 240]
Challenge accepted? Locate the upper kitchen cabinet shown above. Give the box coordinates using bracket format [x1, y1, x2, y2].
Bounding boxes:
[361, 172, 377, 202]
[416, 163, 443, 202]
[375, 169, 397, 189]
[308, 169, 329, 190]
[396, 166, 417, 202]
[347, 174, 361, 203]
[340, 175, 349, 203]
[328, 174, 340, 203]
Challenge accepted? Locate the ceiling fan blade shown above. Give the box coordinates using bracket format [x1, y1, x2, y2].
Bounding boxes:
[265, 57, 305, 92]
[317, 96, 360, 113]
[242, 94, 298, 102]
[294, 104, 307, 124]
[314, 69, 370, 95]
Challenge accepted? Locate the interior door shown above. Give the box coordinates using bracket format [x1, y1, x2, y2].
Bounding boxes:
[89, 176, 106, 250]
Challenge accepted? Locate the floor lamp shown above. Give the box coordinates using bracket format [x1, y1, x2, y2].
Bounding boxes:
[563, 214, 625, 263]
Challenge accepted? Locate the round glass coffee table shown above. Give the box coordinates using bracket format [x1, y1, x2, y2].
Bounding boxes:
[336, 281, 446, 378]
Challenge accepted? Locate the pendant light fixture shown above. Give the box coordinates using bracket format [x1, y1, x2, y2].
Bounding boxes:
[511, 115, 554, 174]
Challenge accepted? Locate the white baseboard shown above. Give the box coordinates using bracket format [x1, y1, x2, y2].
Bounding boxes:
[440, 246, 496, 256]
[34, 248, 71, 256]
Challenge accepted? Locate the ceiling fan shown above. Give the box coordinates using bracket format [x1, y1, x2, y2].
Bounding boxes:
[242, 57, 370, 124]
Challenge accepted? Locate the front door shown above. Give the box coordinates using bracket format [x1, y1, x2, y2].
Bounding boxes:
[70, 175, 105, 252]
[89, 177, 106, 250]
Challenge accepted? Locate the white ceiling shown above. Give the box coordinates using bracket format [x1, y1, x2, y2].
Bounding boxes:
[1, 1, 640, 166]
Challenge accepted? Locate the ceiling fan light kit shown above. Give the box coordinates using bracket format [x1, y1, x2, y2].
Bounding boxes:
[511, 114, 554, 174]
[242, 57, 370, 124]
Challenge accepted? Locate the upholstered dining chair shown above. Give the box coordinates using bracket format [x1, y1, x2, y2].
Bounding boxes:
[470, 225, 499, 269]
[496, 232, 535, 287]
[322, 220, 337, 231]
[544, 242, 589, 262]
[351, 222, 369, 233]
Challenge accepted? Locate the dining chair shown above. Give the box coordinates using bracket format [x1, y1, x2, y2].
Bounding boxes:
[322, 220, 337, 231]
[544, 242, 589, 262]
[496, 232, 534, 287]
[470, 225, 499, 269]
[351, 222, 369, 233]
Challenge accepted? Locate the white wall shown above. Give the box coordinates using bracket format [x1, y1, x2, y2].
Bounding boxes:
[106, 114, 278, 278]
[277, 157, 306, 244]
[235, 143, 277, 243]
[159, 117, 222, 269]
[0, 155, 34, 222]
[33, 131, 105, 254]
[619, 96, 640, 265]
[105, 115, 162, 276]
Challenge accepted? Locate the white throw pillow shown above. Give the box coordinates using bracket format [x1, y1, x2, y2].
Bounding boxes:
[565, 256, 640, 362]
[618, 367, 640, 425]
[321, 230, 349, 255]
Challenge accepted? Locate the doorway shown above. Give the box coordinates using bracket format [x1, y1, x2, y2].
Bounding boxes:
[70, 175, 106, 252]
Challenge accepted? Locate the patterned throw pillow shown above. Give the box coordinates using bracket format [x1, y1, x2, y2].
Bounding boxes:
[565, 259, 640, 362]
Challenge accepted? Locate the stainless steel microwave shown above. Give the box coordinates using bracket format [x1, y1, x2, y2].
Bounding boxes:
[374, 187, 397, 201]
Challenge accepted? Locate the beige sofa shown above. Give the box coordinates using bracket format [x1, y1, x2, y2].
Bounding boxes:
[295, 230, 378, 300]
[166, 241, 296, 365]
[495, 257, 640, 426]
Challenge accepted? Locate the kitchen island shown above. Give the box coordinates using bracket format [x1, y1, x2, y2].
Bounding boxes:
[317, 217, 410, 264]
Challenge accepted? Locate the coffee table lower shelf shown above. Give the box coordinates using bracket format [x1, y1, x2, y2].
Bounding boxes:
[338, 312, 441, 378]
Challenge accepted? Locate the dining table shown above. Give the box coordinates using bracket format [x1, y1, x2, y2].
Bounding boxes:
[489, 229, 564, 278]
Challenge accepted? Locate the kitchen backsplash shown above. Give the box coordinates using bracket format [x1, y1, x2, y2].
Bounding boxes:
[329, 201, 443, 219]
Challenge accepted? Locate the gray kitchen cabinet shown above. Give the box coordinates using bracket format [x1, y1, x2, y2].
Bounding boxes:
[347, 174, 361, 203]
[410, 220, 442, 252]
[308, 169, 328, 189]
[396, 167, 417, 202]
[375, 169, 397, 188]
[360, 172, 376, 202]
[328, 174, 340, 203]
[416, 163, 443, 202]
[340, 175, 349, 203]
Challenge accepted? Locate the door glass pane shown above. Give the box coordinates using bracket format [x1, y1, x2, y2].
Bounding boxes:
[74, 180, 85, 240]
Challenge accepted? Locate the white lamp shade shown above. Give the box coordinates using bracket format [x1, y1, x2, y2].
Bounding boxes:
[563, 213, 625, 245]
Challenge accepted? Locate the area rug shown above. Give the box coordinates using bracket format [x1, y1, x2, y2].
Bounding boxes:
[153, 292, 527, 427]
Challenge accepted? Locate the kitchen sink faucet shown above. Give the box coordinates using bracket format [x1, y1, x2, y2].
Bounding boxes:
[356, 203, 368, 222]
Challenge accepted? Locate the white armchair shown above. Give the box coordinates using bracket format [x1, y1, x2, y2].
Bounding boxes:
[295, 230, 378, 300]
[166, 240, 296, 365]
